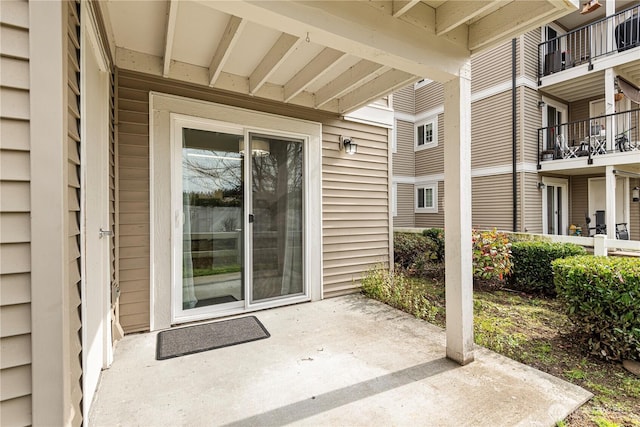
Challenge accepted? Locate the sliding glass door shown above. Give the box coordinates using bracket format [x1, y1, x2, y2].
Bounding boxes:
[173, 121, 305, 321]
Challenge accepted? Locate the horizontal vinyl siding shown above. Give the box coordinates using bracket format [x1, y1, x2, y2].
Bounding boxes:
[630, 178, 640, 241]
[117, 70, 390, 328]
[0, 1, 31, 425]
[393, 120, 414, 176]
[414, 114, 444, 175]
[523, 28, 541, 82]
[522, 87, 542, 164]
[522, 172, 542, 234]
[471, 92, 513, 169]
[393, 183, 414, 227]
[392, 86, 414, 114]
[569, 96, 600, 122]
[472, 174, 514, 231]
[570, 175, 590, 231]
[322, 119, 390, 297]
[414, 181, 445, 228]
[471, 41, 511, 94]
[415, 82, 443, 114]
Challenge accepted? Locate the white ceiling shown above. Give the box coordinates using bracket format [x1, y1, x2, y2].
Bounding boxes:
[102, 0, 578, 114]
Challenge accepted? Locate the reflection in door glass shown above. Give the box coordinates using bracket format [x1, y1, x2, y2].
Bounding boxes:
[251, 134, 304, 302]
[182, 128, 244, 309]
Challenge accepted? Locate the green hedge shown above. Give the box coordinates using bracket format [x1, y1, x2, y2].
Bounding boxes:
[553, 255, 640, 361]
[393, 232, 436, 270]
[510, 241, 586, 295]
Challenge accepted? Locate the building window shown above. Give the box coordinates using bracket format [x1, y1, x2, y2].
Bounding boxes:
[415, 183, 438, 213]
[415, 117, 438, 151]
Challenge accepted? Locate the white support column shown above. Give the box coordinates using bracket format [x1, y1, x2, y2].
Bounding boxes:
[606, 0, 616, 53]
[443, 61, 474, 366]
[605, 165, 617, 239]
[605, 68, 616, 151]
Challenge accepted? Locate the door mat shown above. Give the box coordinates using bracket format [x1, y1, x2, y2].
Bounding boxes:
[156, 316, 270, 360]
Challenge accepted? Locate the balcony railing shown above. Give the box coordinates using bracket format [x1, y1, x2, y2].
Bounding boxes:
[537, 108, 640, 168]
[538, 4, 640, 79]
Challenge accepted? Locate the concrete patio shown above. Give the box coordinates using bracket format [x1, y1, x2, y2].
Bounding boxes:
[89, 295, 591, 426]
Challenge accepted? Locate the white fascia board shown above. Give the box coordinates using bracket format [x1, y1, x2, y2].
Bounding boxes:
[344, 104, 395, 129]
[393, 162, 539, 183]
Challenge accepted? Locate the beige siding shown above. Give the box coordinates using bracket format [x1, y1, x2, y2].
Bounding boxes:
[322, 119, 390, 297]
[393, 86, 414, 114]
[393, 183, 414, 227]
[66, 3, 83, 424]
[569, 96, 601, 122]
[472, 174, 514, 231]
[522, 87, 542, 164]
[630, 178, 640, 241]
[393, 120, 414, 176]
[521, 172, 542, 233]
[415, 82, 444, 114]
[471, 92, 513, 169]
[523, 28, 541, 82]
[471, 40, 512, 94]
[415, 114, 444, 175]
[0, 1, 32, 424]
[117, 70, 389, 329]
[570, 175, 590, 230]
[415, 181, 445, 228]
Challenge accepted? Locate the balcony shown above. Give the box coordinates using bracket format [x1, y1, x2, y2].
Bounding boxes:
[537, 108, 640, 169]
[538, 4, 640, 80]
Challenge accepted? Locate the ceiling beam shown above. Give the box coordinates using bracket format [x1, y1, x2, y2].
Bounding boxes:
[198, 0, 469, 82]
[469, 0, 577, 52]
[436, 1, 503, 36]
[315, 60, 385, 108]
[338, 69, 417, 114]
[392, 0, 420, 18]
[162, 0, 179, 77]
[249, 33, 301, 94]
[284, 48, 346, 102]
[208, 16, 245, 86]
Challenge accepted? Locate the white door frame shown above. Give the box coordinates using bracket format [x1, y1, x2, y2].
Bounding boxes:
[150, 93, 323, 330]
[541, 96, 568, 150]
[541, 177, 569, 235]
[80, 1, 112, 419]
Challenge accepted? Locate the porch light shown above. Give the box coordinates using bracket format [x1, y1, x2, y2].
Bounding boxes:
[537, 182, 546, 190]
[339, 136, 357, 155]
[580, 0, 601, 14]
[538, 100, 546, 109]
[633, 187, 640, 203]
[239, 138, 270, 157]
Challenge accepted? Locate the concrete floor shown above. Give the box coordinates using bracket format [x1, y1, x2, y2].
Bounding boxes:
[90, 295, 591, 427]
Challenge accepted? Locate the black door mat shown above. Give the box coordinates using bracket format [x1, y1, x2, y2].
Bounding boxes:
[156, 316, 270, 360]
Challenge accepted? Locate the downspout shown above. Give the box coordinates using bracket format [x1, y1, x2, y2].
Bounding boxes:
[512, 38, 517, 232]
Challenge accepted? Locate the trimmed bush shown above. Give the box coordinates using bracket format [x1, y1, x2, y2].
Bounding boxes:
[393, 232, 437, 271]
[553, 255, 640, 361]
[422, 228, 445, 262]
[510, 241, 586, 295]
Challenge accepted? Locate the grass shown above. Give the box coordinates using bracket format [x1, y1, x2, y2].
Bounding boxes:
[192, 265, 241, 277]
[361, 269, 640, 427]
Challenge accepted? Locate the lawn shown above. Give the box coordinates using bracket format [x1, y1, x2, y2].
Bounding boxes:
[362, 274, 640, 427]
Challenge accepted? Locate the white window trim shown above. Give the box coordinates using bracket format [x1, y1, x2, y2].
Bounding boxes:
[415, 182, 438, 213]
[392, 119, 397, 153]
[414, 116, 438, 151]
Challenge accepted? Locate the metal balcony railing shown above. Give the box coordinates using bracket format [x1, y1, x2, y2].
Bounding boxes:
[537, 108, 640, 168]
[538, 4, 640, 79]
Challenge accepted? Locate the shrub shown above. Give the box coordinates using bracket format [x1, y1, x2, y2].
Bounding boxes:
[553, 255, 640, 361]
[510, 241, 586, 295]
[361, 267, 440, 322]
[422, 228, 445, 262]
[472, 228, 512, 285]
[393, 232, 438, 272]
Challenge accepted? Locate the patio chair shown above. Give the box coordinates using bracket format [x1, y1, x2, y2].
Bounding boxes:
[616, 223, 629, 240]
[595, 210, 606, 235]
[556, 134, 578, 159]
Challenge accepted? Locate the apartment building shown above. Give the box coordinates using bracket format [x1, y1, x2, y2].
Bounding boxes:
[392, 0, 640, 241]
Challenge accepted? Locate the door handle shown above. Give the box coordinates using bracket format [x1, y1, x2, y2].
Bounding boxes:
[99, 228, 114, 238]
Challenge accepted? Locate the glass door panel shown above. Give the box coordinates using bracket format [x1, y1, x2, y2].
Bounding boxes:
[181, 128, 244, 310]
[250, 133, 304, 302]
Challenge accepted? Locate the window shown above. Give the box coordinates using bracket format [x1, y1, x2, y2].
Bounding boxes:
[415, 117, 438, 151]
[415, 183, 438, 213]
